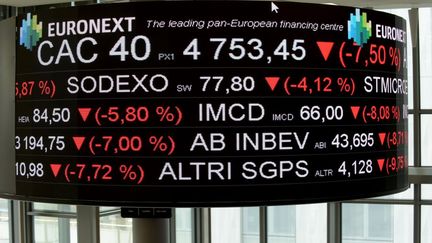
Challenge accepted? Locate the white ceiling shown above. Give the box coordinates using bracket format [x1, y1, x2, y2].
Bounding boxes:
[0, 0, 431, 8]
[294, 0, 432, 8]
[0, 0, 85, 7]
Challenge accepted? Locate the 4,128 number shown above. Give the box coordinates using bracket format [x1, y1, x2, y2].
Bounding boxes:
[338, 160, 373, 177]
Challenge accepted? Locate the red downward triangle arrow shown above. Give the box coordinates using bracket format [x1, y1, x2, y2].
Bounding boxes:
[316, 41, 334, 61]
[72, 137, 85, 151]
[50, 164, 62, 178]
[78, 108, 91, 122]
[377, 159, 385, 172]
[265, 77, 280, 91]
[351, 106, 360, 119]
[379, 133, 386, 145]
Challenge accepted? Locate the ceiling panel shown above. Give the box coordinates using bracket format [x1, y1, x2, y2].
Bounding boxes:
[293, 0, 432, 8]
[0, 0, 431, 8]
[0, 0, 85, 7]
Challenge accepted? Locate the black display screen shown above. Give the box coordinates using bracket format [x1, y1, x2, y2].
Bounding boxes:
[14, 1, 408, 206]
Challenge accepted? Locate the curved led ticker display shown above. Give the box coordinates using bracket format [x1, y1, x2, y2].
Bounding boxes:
[14, 1, 408, 206]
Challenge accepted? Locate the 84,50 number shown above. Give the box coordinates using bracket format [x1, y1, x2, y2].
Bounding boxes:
[33, 108, 70, 124]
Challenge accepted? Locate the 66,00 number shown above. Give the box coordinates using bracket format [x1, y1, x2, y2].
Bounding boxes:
[300, 105, 344, 122]
[16, 162, 44, 178]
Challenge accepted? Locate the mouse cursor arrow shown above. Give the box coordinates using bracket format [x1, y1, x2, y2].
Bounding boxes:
[271, 2, 279, 13]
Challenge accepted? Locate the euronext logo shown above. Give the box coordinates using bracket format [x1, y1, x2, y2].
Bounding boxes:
[348, 8, 372, 46]
[19, 13, 43, 51]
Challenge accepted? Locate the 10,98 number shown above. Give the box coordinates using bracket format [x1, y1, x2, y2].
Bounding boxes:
[16, 162, 44, 178]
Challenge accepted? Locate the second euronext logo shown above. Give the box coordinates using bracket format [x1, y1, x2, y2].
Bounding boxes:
[19, 13, 43, 50]
[347, 8, 372, 46]
[348, 8, 407, 46]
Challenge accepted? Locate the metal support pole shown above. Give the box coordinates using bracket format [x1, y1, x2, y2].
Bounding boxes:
[194, 208, 210, 243]
[11, 201, 29, 243]
[259, 207, 267, 243]
[327, 202, 342, 243]
[58, 205, 71, 243]
[170, 209, 176, 243]
[77, 206, 100, 243]
[133, 218, 170, 243]
[409, 7, 421, 243]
